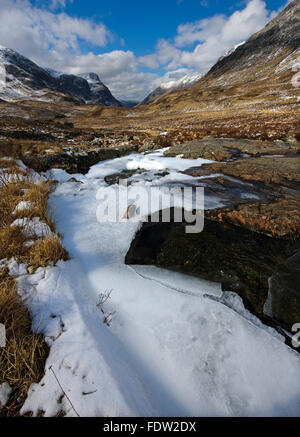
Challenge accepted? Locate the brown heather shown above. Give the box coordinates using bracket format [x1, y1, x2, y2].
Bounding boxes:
[0, 158, 68, 416]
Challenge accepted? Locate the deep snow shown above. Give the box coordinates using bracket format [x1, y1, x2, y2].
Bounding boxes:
[17, 150, 300, 417]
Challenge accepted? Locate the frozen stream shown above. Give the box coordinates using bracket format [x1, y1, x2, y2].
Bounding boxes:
[19, 150, 300, 417]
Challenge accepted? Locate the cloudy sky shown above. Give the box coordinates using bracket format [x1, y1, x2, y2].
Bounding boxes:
[0, 0, 291, 101]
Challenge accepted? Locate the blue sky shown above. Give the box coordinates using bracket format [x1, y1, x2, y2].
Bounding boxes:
[61, 0, 285, 56]
[0, 0, 291, 100]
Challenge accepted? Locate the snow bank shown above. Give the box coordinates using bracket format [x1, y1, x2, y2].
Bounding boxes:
[18, 261, 157, 417]
[13, 150, 300, 417]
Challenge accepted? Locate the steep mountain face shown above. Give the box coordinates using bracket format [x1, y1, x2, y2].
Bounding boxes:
[0, 46, 64, 99]
[0, 47, 122, 106]
[217, 41, 246, 62]
[57, 73, 92, 102]
[208, 0, 299, 79]
[141, 72, 203, 105]
[78, 72, 122, 106]
[150, 0, 299, 115]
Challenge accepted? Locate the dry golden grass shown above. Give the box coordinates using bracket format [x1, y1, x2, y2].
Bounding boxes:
[0, 268, 48, 416]
[20, 180, 57, 232]
[0, 161, 68, 416]
[0, 177, 31, 226]
[0, 225, 29, 261]
[28, 235, 69, 270]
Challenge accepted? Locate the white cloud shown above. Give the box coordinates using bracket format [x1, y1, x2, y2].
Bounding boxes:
[150, 67, 196, 89]
[66, 50, 137, 77]
[48, 50, 158, 101]
[0, 0, 113, 67]
[105, 71, 159, 101]
[138, 54, 160, 70]
[156, 40, 182, 65]
[158, 0, 279, 72]
[50, 0, 73, 10]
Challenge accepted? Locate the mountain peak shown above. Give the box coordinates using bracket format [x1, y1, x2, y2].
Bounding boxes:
[141, 72, 203, 105]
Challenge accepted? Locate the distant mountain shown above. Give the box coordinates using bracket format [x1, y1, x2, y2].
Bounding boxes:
[0, 46, 65, 99]
[78, 72, 121, 106]
[147, 0, 299, 114]
[46, 70, 122, 106]
[141, 72, 203, 105]
[0, 46, 122, 106]
[120, 100, 139, 108]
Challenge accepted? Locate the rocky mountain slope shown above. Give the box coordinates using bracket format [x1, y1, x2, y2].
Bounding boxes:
[151, 0, 299, 113]
[0, 46, 121, 106]
[0, 46, 65, 99]
[78, 72, 121, 106]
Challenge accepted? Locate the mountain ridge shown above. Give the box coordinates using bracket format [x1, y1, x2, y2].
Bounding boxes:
[0, 46, 122, 106]
[141, 72, 203, 105]
[137, 0, 299, 123]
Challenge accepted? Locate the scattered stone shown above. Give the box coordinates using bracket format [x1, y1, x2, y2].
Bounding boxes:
[22, 144, 139, 174]
[104, 169, 145, 185]
[67, 177, 83, 183]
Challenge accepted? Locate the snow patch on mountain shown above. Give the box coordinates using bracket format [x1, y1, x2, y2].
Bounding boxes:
[160, 72, 203, 91]
[141, 71, 203, 105]
[0, 46, 121, 106]
[218, 41, 246, 62]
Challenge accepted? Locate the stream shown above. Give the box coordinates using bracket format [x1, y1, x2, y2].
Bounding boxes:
[41, 149, 300, 417]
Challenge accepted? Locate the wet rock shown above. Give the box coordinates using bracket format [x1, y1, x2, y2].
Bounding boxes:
[67, 177, 83, 183]
[164, 139, 233, 161]
[104, 169, 145, 185]
[164, 138, 297, 162]
[206, 198, 300, 238]
[22, 144, 138, 174]
[125, 209, 300, 324]
[264, 250, 300, 332]
[104, 169, 170, 185]
[199, 156, 300, 189]
[154, 171, 169, 177]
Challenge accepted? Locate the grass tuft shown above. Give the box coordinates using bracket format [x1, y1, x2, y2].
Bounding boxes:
[28, 235, 69, 270]
[0, 269, 49, 417]
[0, 160, 68, 416]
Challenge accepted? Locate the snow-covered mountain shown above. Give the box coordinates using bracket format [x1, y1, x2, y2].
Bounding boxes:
[160, 72, 204, 91]
[78, 72, 121, 106]
[141, 72, 203, 105]
[218, 41, 246, 62]
[141, 40, 247, 106]
[0, 46, 122, 106]
[0, 46, 64, 99]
